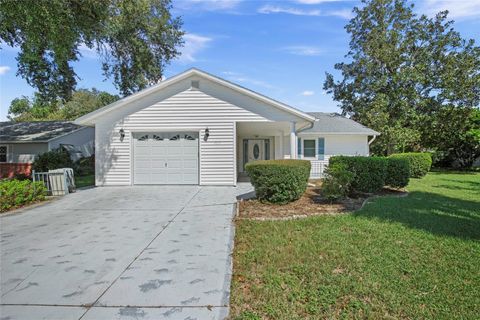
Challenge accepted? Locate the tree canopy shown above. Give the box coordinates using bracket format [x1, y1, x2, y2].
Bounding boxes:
[8, 89, 119, 121]
[324, 0, 480, 166]
[0, 0, 184, 102]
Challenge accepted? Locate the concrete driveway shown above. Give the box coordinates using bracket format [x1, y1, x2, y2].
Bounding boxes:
[0, 184, 252, 320]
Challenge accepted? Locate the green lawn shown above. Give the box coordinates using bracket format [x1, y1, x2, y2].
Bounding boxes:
[230, 172, 480, 320]
[75, 174, 95, 188]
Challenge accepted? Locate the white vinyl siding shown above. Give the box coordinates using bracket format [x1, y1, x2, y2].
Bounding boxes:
[95, 89, 268, 186]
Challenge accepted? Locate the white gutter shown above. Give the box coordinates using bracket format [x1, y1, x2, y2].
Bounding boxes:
[368, 135, 377, 145]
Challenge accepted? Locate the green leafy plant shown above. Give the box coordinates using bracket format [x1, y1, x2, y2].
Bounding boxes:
[329, 156, 388, 193]
[32, 148, 74, 172]
[0, 179, 46, 212]
[245, 160, 311, 204]
[389, 153, 432, 178]
[385, 157, 410, 188]
[74, 155, 95, 176]
[322, 162, 355, 201]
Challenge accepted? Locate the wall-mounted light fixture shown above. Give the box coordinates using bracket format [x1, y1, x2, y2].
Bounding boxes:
[119, 128, 125, 142]
[204, 128, 210, 141]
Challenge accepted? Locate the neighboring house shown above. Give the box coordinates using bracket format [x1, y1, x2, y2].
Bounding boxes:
[75, 68, 379, 186]
[0, 121, 94, 178]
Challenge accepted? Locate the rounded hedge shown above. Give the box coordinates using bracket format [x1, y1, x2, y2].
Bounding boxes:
[385, 157, 410, 188]
[329, 156, 388, 193]
[389, 152, 432, 178]
[245, 160, 311, 204]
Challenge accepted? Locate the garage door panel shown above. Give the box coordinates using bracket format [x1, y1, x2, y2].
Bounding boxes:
[133, 132, 198, 185]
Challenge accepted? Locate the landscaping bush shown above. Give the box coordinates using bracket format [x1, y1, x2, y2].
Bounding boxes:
[75, 155, 95, 176]
[245, 160, 311, 204]
[32, 148, 74, 172]
[0, 179, 46, 212]
[389, 152, 432, 178]
[329, 156, 388, 193]
[321, 162, 355, 201]
[385, 157, 410, 188]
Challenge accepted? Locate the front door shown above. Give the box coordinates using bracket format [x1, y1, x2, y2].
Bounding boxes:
[246, 139, 265, 164]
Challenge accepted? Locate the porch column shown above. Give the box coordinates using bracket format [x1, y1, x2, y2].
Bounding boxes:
[290, 121, 296, 159]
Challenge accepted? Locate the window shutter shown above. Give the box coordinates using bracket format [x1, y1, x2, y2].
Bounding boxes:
[317, 138, 325, 160]
[297, 137, 301, 158]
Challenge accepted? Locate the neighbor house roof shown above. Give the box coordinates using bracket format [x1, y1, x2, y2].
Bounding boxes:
[75, 68, 316, 125]
[299, 112, 380, 135]
[0, 121, 84, 143]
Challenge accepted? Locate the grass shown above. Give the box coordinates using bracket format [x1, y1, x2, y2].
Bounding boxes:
[75, 174, 94, 188]
[230, 171, 480, 320]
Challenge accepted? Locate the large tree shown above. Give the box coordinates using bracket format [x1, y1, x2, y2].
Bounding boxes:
[0, 0, 183, 101]
[8, 89, 119, 121]
[324, 0, 480, 165]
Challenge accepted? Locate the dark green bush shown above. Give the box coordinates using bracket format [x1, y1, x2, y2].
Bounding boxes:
[385, 157, 410, 188]
[322, 162, 355, 201]
[389, 152, 432, 178]
[0, 179, 46, 212]
[32, 148, 74, 172]
[245, 160, 311, 204]
[329, 156, 388, 193]
[75, 155, 95, 176]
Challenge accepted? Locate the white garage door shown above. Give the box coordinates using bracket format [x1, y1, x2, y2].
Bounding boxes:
[133, 132, 199, 185]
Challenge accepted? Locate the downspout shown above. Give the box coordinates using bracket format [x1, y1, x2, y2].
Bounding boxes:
[368, 135, 377, 145]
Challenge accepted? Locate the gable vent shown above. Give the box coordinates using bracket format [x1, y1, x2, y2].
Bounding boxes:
[191, 80, 200, 89]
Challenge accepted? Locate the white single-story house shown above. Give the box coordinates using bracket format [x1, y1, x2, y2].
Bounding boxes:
[75, 68, 379, 186]
[0, 121, 94, 178]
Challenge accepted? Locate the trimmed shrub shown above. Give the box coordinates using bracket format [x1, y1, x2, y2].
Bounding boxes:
[385, 157, 410, 188]
[389, 152, 432, 178]
[32, 148, 74, 172]
[329, 156, 388, 193]
[0, 179, 46, 212]
[245, 160, 311, 204]
[322, 162, 355, 201]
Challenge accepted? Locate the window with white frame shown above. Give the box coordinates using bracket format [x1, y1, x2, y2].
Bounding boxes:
[303, 139, 316, 158]
[0, 145, 7, 163]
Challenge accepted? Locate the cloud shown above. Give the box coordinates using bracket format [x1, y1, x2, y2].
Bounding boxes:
[177, 34, 212, 63]
[418, 0, 480, 20]
[175, 0, 241, 11]
[296, 0, 345, 3]
[258, 4, 353, 18]
[282, 46, 323, 56]
[301, 90, 315, 96]
[0, 66, 11, 75]
[223, 71, 275, 89]
[258, 5, 321, 16]
[78, 44, 99, 59]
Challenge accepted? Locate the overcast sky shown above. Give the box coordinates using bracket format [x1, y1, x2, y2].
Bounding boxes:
[1, 0, 479, 121]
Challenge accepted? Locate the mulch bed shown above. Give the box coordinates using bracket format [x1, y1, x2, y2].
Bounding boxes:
[237, 185, 407, 220]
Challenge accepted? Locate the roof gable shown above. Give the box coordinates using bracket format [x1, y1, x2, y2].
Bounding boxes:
[75, 68, 315, 125]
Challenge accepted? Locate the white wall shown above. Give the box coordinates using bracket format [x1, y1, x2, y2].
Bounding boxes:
[4, 143, 49, 163]
[95, 88, 272, 186]
[296, 134, 370, 157]
[48, 127, 95, 159]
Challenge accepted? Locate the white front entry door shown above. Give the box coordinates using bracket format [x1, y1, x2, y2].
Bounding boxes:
[133, 132, 199, 185]
[247, 139, 265, 163]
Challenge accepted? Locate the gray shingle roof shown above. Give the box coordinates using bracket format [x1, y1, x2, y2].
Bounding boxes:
[300, 112, 379, 135]
[0, 121, 84, 142]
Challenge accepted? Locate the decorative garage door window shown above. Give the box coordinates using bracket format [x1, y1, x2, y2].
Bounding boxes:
[134, 133, 198, 141]
[137, 134, 149, 141]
